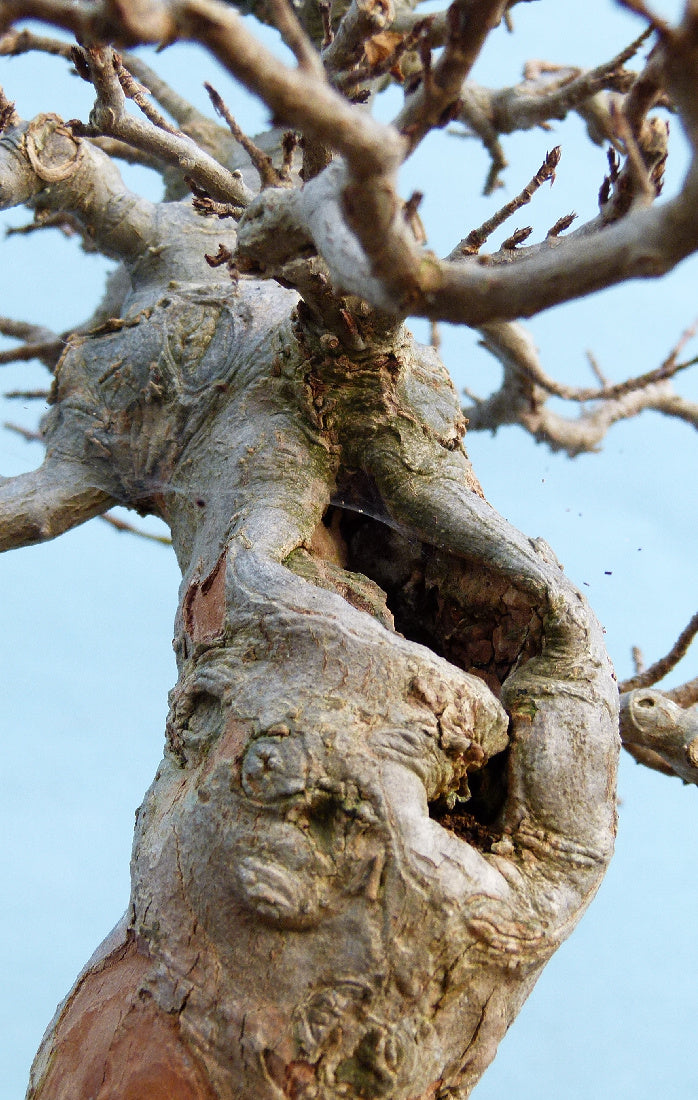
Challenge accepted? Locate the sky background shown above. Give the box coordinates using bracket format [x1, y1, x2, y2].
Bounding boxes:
[1, 1, 697, 1096]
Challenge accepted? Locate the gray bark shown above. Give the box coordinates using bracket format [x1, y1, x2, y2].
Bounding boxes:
[2, 6, 694, 1092]
[0, 115, 621, 1099]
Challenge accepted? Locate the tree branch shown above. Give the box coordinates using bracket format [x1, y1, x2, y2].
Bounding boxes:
[666, 677, 698, 708]
[0, 112, 159, 261]
[454, 146, 562, 255]
[619, 611, 698, 692]
[620, 688, 698, 784]
[76, 45, 253, 206]
[0, 459, 114, 551]
[617, 613, 698, 783]
[3, 0, 698, 331]
[393, 0, 508, 154]
[100, 509, 172, 543]
[232, 2, 698, 324]
[466, 321, 698, 454]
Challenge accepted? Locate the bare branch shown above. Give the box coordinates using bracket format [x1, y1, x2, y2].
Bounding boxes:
[204, 81, 283, 188]
[666, 677, 698, 708]
[121, 51, 220, 133]
[0, 339, 63, 366]
[617, 0, 671, 36]
[87, 134, 164, 171]
[4, 419, 43, 441]
[394, 0, 508, 154]
[619, 612, 698, 692]
[631, 645, 645, 675]
[466, 321, 698, 454]
[0, 316, 57, 343]
[4, 0, 698, 330]
[488, 320, 698, 404]
[0, 113, 159, 262]
[234, 3, 698, 324]
[0, 24, 72, 58]
[100, 510, 172, 544]
[111, 49, 180, 134]
[0, 459, 115, 552]
[4, 387, 49, 398]
[454, 146, 561, 255]
[452, 28, 653, 191]
[0, 27, 240, 180]
[620, 688, 698, 784]
[264, 0, 326, 77]
[77, 46, 253, 206]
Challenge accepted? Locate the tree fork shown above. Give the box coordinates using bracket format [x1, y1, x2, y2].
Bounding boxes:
[0, 1, 695, 1096]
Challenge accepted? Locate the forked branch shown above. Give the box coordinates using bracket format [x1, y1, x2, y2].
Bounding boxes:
[465, 320, 698, 454]
[619, 611, 698, 693]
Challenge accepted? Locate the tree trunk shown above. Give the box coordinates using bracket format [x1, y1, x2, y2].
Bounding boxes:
[0, 118, 618, 1096]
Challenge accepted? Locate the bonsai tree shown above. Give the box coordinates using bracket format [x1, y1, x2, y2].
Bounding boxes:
[0, 0, 695, 1095]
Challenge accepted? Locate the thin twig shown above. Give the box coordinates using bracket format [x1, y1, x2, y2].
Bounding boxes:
[468, 320, 698, 453]
[0, 317, 56, 342]
[619, 612, 698, 692]
[100, 511, 172, 544]
[4, 388, 50, 399]
[0, 340, 64, 366]
[456, 26, 653, 192]
[496, 321, 698, 403]
[455, 147, 561, 255]
[79, 45, 252, 206]
[0, 25, 72, 58]
[204, 82, 283, 188]
[631, 645, 645, 675]
[6, 209, 99, 250]
[585, 349, 609, 386]
[112, 50, 180, 134]
[4, 421, 43, 442]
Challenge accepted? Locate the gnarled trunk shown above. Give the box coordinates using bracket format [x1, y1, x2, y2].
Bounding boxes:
[18, 245, 617, 1097]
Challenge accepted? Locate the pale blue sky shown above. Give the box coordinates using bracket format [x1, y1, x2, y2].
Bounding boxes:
[1, 2, 696, 1096]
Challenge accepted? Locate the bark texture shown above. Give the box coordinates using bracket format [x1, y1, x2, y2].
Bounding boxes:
[12, 178, 617, 1098]
[1, 2, 695, 1097]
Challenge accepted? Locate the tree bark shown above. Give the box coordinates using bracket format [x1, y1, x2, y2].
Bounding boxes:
[4, 6, 695, 1094]
[0, 128, 617, 1094]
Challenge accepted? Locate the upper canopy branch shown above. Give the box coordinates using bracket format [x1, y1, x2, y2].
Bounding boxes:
[73, 43, 253, 206]
[466, 321, 698, 454]
[392, 0, 508, 154]
[3, 0, 698, 327]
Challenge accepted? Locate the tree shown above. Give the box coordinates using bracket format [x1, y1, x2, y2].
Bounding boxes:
[0, 0, 696, 1096]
